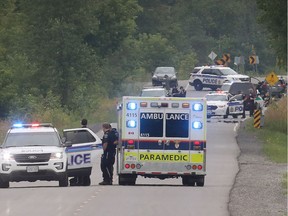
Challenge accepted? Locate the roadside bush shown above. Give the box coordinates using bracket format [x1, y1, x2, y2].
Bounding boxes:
[264, 96, 287, 133]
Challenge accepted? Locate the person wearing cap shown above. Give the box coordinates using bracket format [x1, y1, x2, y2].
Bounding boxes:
[99, 123, 117, 185]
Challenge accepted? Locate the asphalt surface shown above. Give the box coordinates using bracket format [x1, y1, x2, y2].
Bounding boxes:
[229, 121, 287, 216]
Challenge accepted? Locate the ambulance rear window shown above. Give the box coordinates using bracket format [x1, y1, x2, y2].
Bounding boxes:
[166, 113, 189, 138]
[140, 112, 163, 137]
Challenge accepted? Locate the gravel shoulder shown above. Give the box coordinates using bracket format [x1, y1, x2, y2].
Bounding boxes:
[229, 121, 287, 216]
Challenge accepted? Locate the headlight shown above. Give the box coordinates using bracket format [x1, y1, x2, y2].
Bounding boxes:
[50, 152, 63, 159]
[171, 75, 176, 79]
[3, 152, 13, 161]
[152, 75, 157, 79]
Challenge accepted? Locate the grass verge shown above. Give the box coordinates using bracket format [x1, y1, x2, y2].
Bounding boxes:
[245, 96, 287, 194]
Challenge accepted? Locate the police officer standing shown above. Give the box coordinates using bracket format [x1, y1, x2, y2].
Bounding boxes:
[99, 122, 118, 185]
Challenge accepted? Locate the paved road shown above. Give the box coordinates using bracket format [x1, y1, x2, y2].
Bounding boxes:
[0, 81, 242, 216]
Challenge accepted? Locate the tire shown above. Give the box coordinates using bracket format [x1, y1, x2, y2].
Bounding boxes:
[196, 176, 205, 187]
[194, 80, 203, 91]
[223, 108, 229, 119]
[118, 174, 136, 186]
[82, 175, 91, 186]
[59, 173, 68, 187]
[0, 179, 9, 188]
[182, 176, 195, 186]
[232, 114, 238, 119]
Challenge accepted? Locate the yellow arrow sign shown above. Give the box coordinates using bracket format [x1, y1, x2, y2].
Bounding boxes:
[265, 71, 279, 86]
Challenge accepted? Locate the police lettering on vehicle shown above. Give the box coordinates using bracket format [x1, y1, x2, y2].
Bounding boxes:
[69, 153, 91, 165]
[203, 78, 217, 84]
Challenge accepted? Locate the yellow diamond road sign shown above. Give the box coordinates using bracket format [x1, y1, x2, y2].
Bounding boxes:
[265, 71, 279, 86]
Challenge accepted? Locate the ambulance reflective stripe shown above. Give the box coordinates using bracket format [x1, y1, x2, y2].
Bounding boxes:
[124, 151, 204, 163]
[190, 153, 204, 163]
[139, 153, 189, 162]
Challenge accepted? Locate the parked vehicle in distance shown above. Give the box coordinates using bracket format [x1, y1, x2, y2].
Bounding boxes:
[140, 87, 169, 97]
[152, 67, 178, 87]
[189, 65, 250, 91]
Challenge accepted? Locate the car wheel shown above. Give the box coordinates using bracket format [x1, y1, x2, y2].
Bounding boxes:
[0, 179, 9, 188]
[59, 173, 68, 187]
[182, 176, 196, 186]
[82, 175, 91, 186]
[196, 176, 205, 187]
[232, 115, 238, 119]
[194, 80, 203, 91]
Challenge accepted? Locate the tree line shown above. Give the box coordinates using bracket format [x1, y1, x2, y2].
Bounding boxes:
[0, 0, 286, 124]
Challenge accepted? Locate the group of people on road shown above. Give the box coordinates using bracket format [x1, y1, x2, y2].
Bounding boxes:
[171, 86, 186, 97]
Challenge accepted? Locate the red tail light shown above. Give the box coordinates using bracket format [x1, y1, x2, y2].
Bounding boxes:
[128, 140, 134, 145]
[125, 164, 130, 169]
[198, 165, 203, 170]
[131, 164, 136, 169]
[194, 141, 201, 145]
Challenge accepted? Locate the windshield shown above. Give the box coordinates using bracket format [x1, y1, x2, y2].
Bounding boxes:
[221, 84, 231, 91]
[3, 132, 60, 147]
[229, 83, 255, 95]
[205, 95, 228, 101]
[141, 90, 166, 97]
[220, 68, 238, 75]
[155, 67, 175, 75]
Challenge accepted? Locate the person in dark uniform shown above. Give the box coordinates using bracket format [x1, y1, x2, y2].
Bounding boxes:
[179, 86, 186, 97]
[99, 123, 117, 185]
[81, 118, 88, 128]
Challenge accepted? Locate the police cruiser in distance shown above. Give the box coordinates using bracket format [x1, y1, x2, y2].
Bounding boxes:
[205, 91, 244, 119]
[189, 65, 250, 91]
[0, 123, 69, 188]
[117, 96, 207, 186]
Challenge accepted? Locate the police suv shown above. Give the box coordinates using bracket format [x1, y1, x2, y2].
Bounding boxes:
[0, 123, 69, 188]
[117, 96, 207, 186]
[63, 127, 102, 186]
[205, 91, 244, 118]
[189, 66, 250, 91]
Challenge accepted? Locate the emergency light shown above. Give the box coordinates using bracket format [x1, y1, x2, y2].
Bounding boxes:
[192, 121, 202, 129]
[127, 120, 137, 128]
[193, 103, 203, 111]
[127, 102, 137, 110]
[13, 123, 23, 128]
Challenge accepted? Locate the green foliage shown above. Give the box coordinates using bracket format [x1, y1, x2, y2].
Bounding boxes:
[245, 97, 287, 163]
[0, 0, 283, 122]
[256, 0, 287, 69]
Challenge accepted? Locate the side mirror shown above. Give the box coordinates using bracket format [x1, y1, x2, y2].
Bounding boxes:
[63, 141, 72, 147]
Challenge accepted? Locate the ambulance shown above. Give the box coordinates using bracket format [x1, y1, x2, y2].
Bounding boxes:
[117, 96, 207, 186]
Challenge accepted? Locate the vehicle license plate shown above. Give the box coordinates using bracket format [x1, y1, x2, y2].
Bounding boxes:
[26, 166, 39, 173]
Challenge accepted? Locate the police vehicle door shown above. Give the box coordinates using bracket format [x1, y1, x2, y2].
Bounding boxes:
[63, 128, 102, 170]
[202, 69, 224, 87]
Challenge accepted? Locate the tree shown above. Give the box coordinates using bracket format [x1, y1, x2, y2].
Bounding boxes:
[256, 0, 287, 69]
